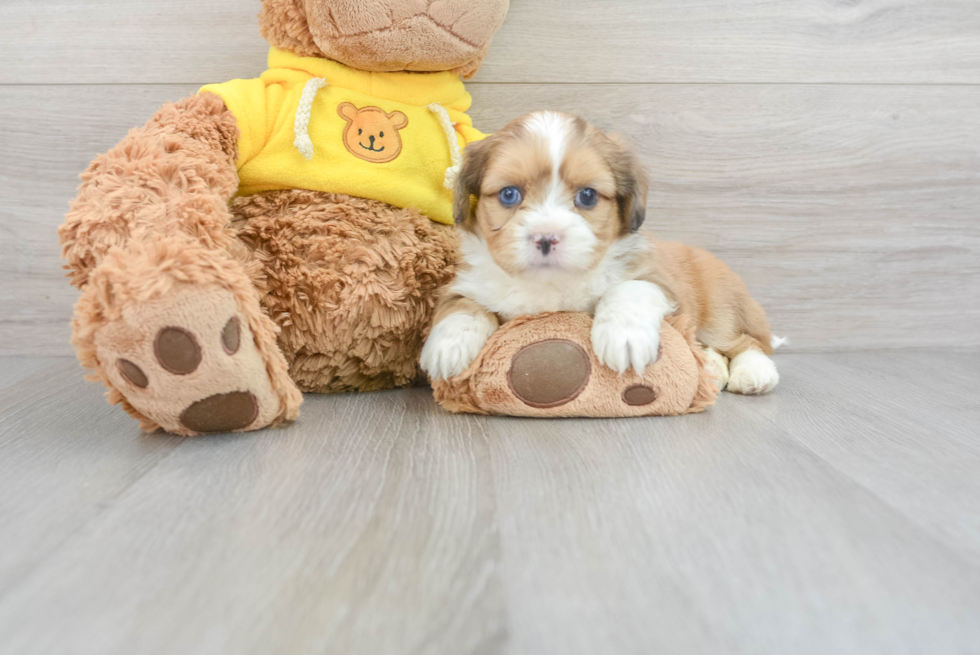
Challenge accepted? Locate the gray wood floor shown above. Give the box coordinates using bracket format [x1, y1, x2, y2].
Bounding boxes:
[1, 352, 978, 655]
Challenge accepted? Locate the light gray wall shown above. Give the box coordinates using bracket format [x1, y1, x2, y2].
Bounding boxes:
[2, 0, 978, 355]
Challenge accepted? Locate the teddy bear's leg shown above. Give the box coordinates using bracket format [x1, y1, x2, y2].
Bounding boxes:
[59, 93, 302, 434]
[73, 237, 302, 435]
[230, 190, 459, 393]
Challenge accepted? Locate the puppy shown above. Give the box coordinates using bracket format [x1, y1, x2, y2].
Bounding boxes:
[421, 111, 780, 395]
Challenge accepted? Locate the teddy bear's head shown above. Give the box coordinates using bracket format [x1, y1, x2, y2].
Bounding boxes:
[259, 0, 510, 78]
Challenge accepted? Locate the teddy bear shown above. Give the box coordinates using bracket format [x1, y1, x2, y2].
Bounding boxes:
[58, 0, 511, 435]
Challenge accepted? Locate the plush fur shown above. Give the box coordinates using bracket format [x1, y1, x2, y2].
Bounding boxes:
[230, 189, 458, 393]
[58, 0, 508, 435]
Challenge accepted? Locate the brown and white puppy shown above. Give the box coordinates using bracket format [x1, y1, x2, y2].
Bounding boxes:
[421, 111, 781, 394]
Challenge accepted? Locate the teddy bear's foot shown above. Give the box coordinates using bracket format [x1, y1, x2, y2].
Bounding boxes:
[92, 283, 298, 435]
[73, 238, 303, 436]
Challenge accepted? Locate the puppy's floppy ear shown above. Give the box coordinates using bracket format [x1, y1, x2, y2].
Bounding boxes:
[454, 136, 494, 227]
[607, 133, 649, 234]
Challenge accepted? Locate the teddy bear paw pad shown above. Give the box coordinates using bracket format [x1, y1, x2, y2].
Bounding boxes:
[508, 339, 591, 408]
[622, 384, 658, 406]
[94, 285, 283, 435]
[180, 391, 259, 433]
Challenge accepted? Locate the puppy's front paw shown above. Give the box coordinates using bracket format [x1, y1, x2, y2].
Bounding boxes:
[421, 313, 497, 381]
[591, 318, 662, 376]
[591, 280, 674, 376]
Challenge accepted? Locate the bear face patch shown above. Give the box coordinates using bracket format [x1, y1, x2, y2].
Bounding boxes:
[337, 102, 408, 163]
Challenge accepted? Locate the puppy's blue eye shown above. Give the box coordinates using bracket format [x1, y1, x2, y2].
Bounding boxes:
[575, 188, 599, 209]
[358, 128, 362, 135]
[498, 186, 523, 207]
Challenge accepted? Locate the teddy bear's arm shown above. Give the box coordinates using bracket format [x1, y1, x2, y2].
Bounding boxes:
[59, 92, 241, 288]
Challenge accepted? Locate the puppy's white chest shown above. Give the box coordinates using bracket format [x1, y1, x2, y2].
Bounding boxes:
[455, 273, 603, 320]
[452, 234, 644, 321]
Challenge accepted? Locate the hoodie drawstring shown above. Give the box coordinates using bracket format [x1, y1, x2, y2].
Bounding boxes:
[428, 103, 462, 191]
[293, 77, 328, 161]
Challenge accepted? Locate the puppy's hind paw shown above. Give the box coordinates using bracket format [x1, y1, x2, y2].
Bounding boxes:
[702, 347, 730, 391]
[727, 349, 779, 395]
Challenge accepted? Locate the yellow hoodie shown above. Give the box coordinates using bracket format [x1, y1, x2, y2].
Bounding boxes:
[200, 48, 486, 225]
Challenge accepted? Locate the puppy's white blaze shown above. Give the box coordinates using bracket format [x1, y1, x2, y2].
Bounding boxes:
[591, 280, 676, 375]
[454, 232, 645, 321]
[523, 111, 571, 178]
[519, 112, 593, 269]
[420, 312, 497, 381]
[727, 349, 779, 395]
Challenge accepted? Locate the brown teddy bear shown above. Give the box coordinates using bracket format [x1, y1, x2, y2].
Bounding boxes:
[58, 0, 510, 435]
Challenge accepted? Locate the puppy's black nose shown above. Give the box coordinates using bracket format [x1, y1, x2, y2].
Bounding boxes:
[535, 235, 560, 256]
[369, 135, 376, 145]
